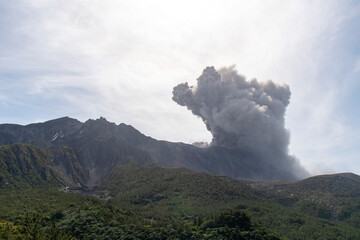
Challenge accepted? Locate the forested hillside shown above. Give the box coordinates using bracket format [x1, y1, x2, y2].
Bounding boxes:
[1, 118, 360, 239]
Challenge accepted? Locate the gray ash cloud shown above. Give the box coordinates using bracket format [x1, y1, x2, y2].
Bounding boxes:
[173, 66, 307, 179]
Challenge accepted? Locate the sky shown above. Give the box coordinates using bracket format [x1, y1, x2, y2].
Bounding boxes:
[0, 0, 359, 176]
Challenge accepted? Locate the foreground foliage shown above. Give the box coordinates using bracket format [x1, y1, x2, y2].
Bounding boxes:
[1, 162, 360, 239]
[0, 189, 282, 239]
[101, 164, 360, 239]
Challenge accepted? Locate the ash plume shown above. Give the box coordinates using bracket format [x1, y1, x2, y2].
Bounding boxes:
[173, 66, 307, 179]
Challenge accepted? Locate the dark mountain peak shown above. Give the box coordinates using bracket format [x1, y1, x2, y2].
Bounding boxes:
[84, 117, 116, 127]
[25, 116, 81, 127]
[98, 116, 108, 122]
[42, 116, 77, 123]
[117, 123, 150, 145]
[46, 116, 81, 124]
[86, 116, 109, 124]
[0, 117, 82, 148]
[118, 122, 140, 133]
[80, 117, 119, 140]
[0, 116, 309, 181]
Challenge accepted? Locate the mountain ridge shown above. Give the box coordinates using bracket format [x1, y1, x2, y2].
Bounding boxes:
[0, 116, 307, 184]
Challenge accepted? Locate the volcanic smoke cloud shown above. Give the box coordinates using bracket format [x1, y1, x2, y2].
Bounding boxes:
[173, 66, 307, 178]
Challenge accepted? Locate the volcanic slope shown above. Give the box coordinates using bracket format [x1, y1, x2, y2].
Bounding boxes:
[1, 117, 301, 182]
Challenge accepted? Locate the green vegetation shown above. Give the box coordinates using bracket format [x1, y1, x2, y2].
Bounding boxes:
[254, 172, 360, 230]
[1, 147, 360, 239]
[102, 162, 258, 219]
[0, 143, 88, 189]
[0, 189, 282, 239]
[0, 144, 64, 189]
[100, 164, 360, 239]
